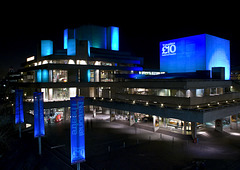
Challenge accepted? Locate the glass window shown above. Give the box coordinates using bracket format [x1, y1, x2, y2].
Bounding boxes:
[52, 70, 68, 82]
[196, 89, 204, 97]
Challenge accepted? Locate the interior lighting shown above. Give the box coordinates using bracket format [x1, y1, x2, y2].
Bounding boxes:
[161, 103, 164, 107]
[208, 104, 210, 107]
[68, 59, 75, 64]
[146, 102, 149, 105]
[230, 132, 240, 136]
[178, 105, 181, 109]
[132, 100, 135, 104]
[197, 105, 199, 108]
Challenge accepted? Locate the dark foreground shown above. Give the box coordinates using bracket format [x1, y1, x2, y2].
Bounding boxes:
[1, 116, 240, 169]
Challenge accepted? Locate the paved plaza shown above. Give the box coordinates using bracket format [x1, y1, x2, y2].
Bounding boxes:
[1, 113, 240, 169]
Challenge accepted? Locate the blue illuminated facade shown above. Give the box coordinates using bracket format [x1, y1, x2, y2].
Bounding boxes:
[67, 39, 76, 56]
[15, 89, 24, 124]
[34, 92, 45, 138]
[41, 40, 53, 57]
[70, 96, 85, 164]
[160, 34, 230, 80]
[107, 26, 119, 51]
[36, 69, 49, 82]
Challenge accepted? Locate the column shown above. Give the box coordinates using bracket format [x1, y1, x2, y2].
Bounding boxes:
[191, 122, 197, 140]
[93, 107, 96, 118]
[110, 109, 115, 122]
[129, 112, 135, 126]
[153, 115, 159, 132]
[215, 119, 223, 132]
[184, 121, 187, 135]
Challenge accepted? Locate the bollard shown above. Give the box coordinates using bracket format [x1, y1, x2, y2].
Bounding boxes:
[123, 142, 126, 148]
[136, 139, 139, 144]
[149, 136, 151, 142]
[108, 146, 111, 152]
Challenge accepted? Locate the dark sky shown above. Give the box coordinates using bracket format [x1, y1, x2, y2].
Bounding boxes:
[0, 6, 239, 78]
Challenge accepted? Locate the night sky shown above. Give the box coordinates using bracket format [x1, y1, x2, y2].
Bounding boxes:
[0, 7, 239, 78]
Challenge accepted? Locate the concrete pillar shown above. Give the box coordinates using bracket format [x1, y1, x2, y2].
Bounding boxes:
[191, 122, 197, 140]
[230, 115, 238, 129]
[93, 107, 96, 118]
[162, 118, 167, 127]
[102, 107, 110, 114]
[110, 109, 115, 122]
[129, 112, 135, 126]
[215, 119, 223, 132]
[184, 121, 187, 135]
[153, 115, 159, 132]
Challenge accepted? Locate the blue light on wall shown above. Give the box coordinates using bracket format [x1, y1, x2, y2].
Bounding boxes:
[15, 89, 24, 124]
[87, 69, 91, 82]
[64, 29, 68, 49]
[36, 69, 42, 82]
[70, 96, 85, 164]
[205, 34, 230, 80]
[42, 69, 49, 82]
[34, 92, 45, 138]
[67, 39, 76, 56]
[41, 40, 53, 57]
[160, 34, 230, 80]
[111, 26, 119, 51]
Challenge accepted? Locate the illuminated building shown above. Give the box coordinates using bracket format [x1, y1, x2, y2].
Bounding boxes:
[160, 34, 230, 80]
[13, 25, 240, 140]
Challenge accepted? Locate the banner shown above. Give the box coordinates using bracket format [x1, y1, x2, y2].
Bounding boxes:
[34, 92, 45, 138]
[70, 96, 85, 164]
[15, 89, 24, 124]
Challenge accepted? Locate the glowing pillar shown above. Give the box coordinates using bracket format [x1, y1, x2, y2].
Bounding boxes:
[107, 26, 119, 51]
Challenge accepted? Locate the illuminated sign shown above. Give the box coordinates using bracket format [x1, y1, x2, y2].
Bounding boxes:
[161, 42, 176, 56]
[160, 34, 230, 80]
[15, 89, 24, 124]
[34, 92, 45, 138]
[70, 96, 85, 164]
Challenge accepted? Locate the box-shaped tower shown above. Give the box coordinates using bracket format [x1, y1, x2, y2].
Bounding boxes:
[160, 34, 230, 80]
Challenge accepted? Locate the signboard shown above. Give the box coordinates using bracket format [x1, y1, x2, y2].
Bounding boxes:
[34, 92, 45, 138]
[70, 96, 85, 164]
[15, 89, 24, 124]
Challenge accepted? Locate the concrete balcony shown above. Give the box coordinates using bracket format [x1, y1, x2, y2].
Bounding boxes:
[114, 92, 240, 107]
